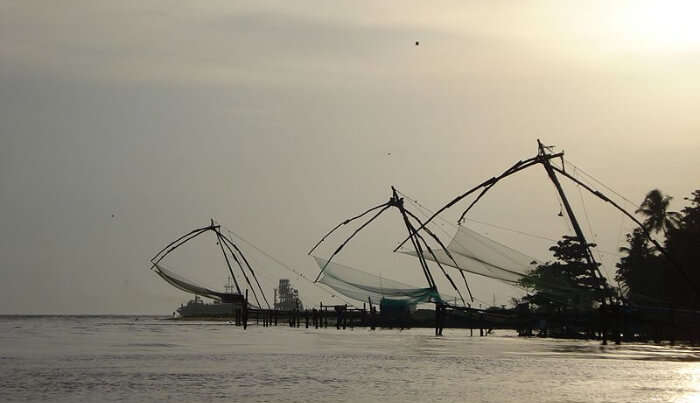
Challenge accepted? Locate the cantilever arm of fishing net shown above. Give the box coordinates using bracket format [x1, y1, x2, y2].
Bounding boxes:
[213, 230, 243, 295]
[215, 230, 266, 308]
[308, 201, 391, 256]
[398, 192, 476, 303]
[403, 209, 474, 303]
[395, 200, 437, 289]
[551, 165, 700, 296]
[393, 157, 539, 252]
[457, 158, 543, 224]
[392, 178, 499, 253]
[393, 153, 564, 253]
[312, 203, 394, 282]
[216, 230, 271, 309]
[456, 151, 565, 224]
[413, 229, 467, 306]
[220, 225, 355, 307]
[149, 225, 213, 267]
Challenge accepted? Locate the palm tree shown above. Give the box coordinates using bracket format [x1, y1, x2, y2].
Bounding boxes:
[635, 189, 680, 235]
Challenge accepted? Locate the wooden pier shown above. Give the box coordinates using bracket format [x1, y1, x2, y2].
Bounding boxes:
[210, 300, 700, 346]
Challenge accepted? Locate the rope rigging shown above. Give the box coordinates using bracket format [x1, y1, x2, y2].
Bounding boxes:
[380, 181, 647, 310]
[149, 220, 271, 309]
[219, 224, 355, 307]
[390, 140, 690, 307]
[308, 187, 473, 308]
[396, 192, 600, 308]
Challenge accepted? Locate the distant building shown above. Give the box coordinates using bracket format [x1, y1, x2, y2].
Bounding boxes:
[274, 279, 303, 311]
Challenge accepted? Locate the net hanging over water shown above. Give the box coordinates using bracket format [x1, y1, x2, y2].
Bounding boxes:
[402, 225, 539, 284]
[153, 263, 231, 302]
[312, 256, 443, 305]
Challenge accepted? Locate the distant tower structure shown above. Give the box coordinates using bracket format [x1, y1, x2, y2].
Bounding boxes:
[274, 279, 303, 311]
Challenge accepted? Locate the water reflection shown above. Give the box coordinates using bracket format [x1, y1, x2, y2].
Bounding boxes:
[673, 365, 700, 403]
[1, 316, 700, 403]
[516, 338, 700, 362]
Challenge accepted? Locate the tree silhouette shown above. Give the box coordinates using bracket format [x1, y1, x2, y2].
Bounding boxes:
[615, 228, 664, 305]
[520, 236, 609, 313]
[635, 189, 680, 236]
[617, 189, 699, 309]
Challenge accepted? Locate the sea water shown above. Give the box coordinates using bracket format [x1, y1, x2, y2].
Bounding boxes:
[0, 316, 698, 402]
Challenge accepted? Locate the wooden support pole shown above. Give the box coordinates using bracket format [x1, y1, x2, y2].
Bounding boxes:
[601, 306, 608, 345]
[479, 312, 484, 336]
[439, 306, 444, 336]
[370, 307, 374, 330]
[435, 305, 440, 336]
[538, 142, 610, 308]
[214, 232, 242, 295]
[362, 302, 366, 327]
[342, 304, 347, 330]
[243, 289, 248, 330]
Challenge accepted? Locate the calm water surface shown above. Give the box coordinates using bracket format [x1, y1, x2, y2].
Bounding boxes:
[0, 316, 698, 402]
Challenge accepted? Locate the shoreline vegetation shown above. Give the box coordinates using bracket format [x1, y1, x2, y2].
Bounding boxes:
[512, 188, 700, 344]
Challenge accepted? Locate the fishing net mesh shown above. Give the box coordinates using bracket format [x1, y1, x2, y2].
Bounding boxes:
[312, 256, 443, 305]
[312, 225, 540, 305]
[153, 263, 227, 301]
[403, 225, 539, 284]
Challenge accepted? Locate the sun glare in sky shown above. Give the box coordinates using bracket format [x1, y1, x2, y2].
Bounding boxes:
[614, 1, 700, 50]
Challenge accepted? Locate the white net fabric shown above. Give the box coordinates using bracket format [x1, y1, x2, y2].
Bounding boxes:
[403, 225, 538, 284]
[153, 263, 227, 301]
[312, 256, 443, 305]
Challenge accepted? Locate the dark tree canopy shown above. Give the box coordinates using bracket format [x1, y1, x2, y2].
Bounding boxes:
[520, 236, 610, 313]
[635, 189, 680, 235]
[616, 189, 699, 309]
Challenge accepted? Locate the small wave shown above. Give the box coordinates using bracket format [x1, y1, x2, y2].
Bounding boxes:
[118, 343, 179, 348]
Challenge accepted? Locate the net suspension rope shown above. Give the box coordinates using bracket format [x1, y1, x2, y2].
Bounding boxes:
[219, 223, 355, 307]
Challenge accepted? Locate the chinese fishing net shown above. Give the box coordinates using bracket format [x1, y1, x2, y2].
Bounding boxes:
[402, 225, 539, 284]
[312, 256, 444, 305]
[153, 263, 232, 302]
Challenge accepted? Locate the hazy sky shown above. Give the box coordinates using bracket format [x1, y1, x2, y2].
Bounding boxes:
[2, 1, 699, 313]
